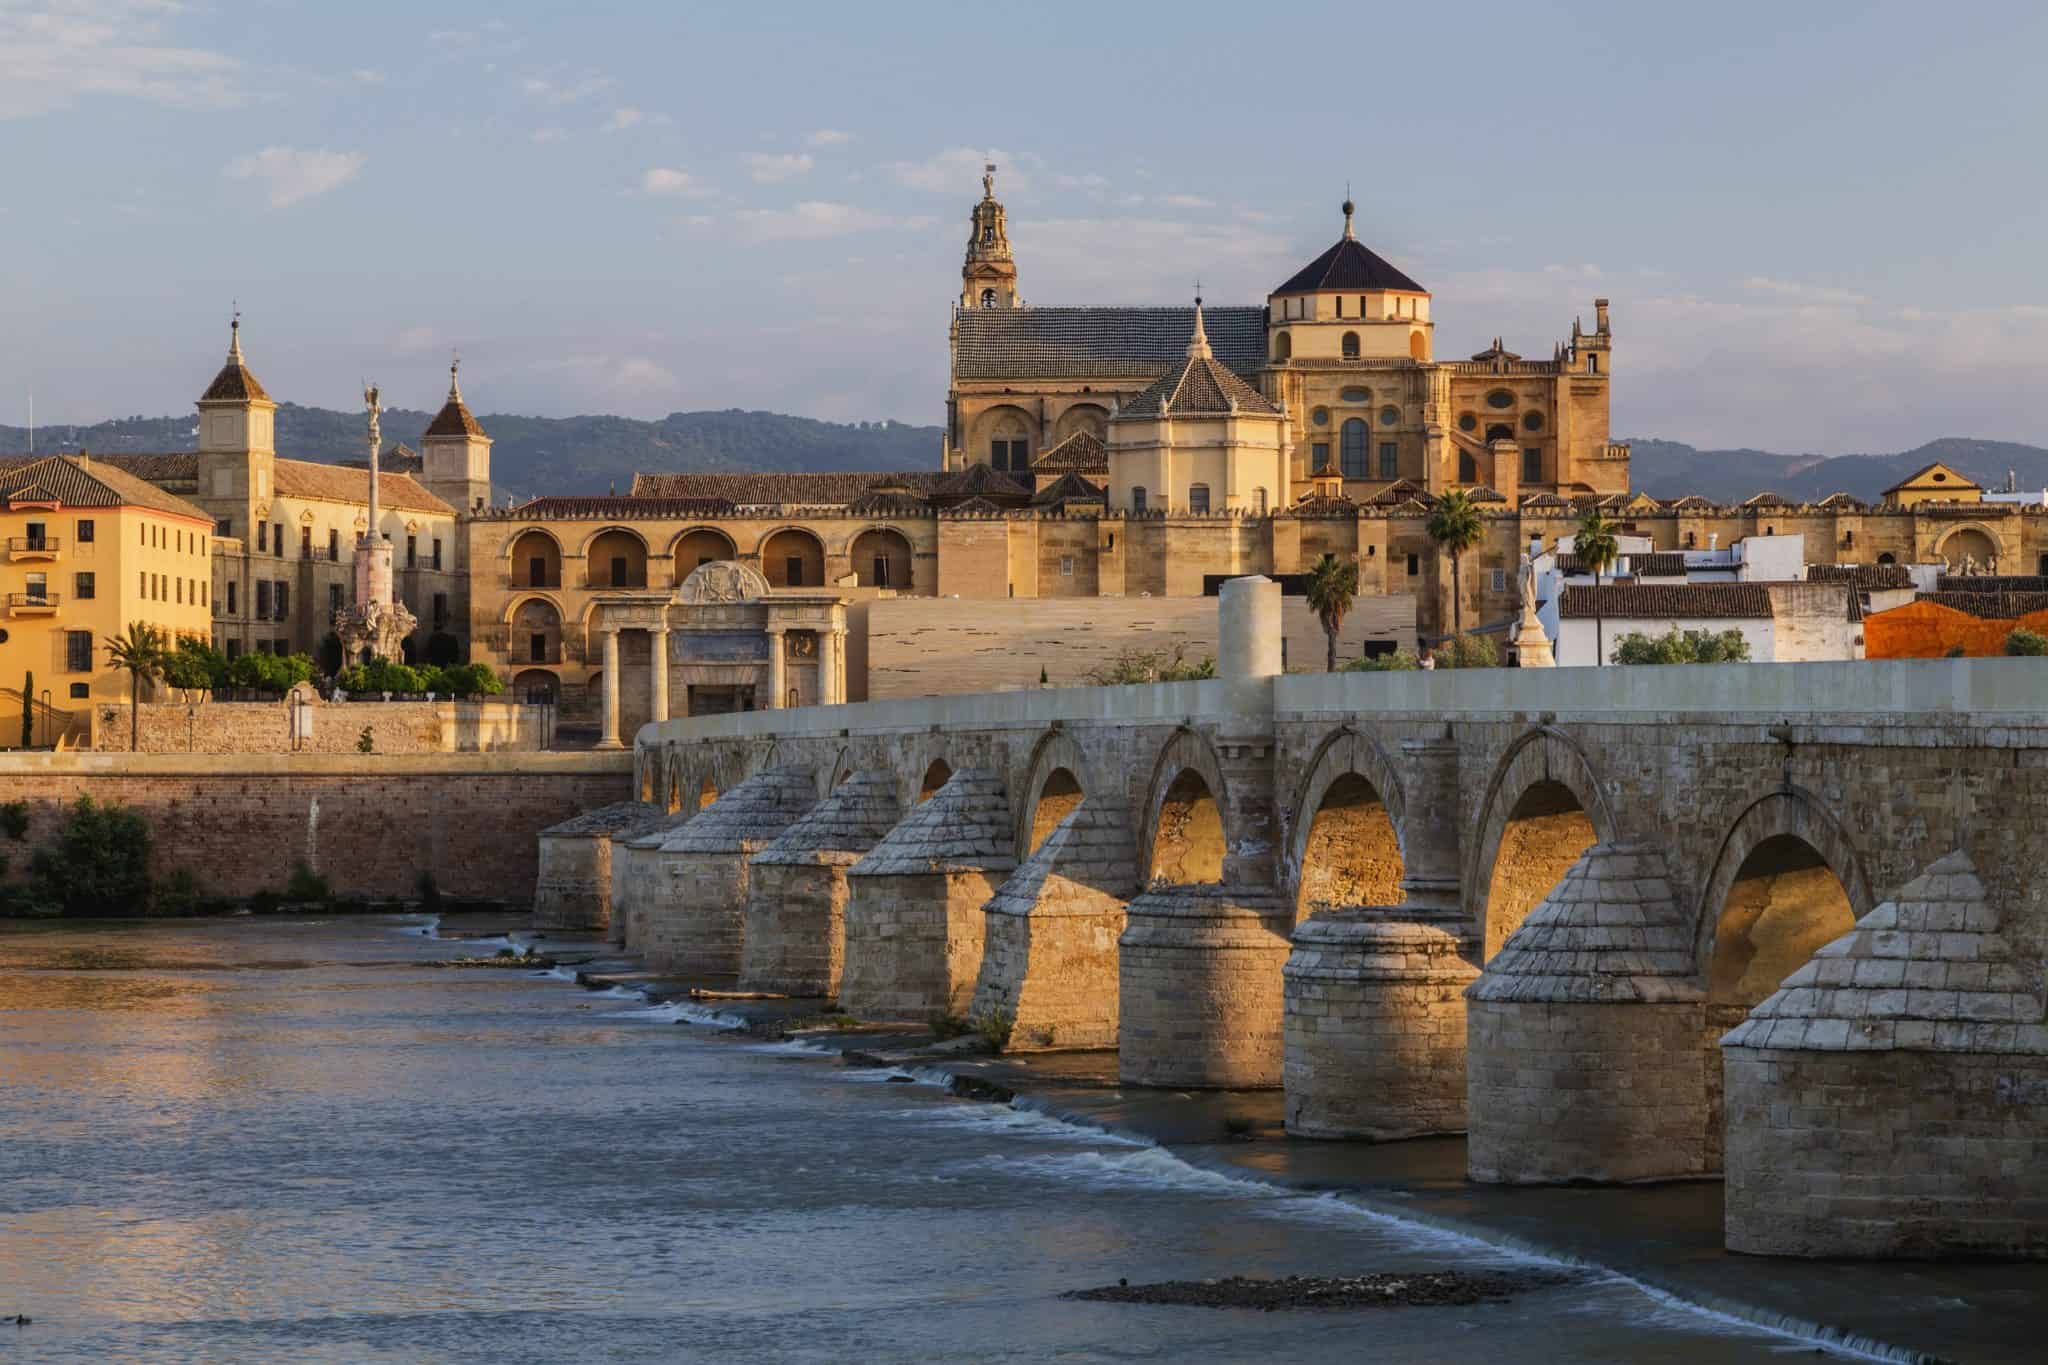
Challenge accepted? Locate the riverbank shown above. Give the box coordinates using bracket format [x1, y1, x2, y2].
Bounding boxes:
[525, 930, 2041, 1365]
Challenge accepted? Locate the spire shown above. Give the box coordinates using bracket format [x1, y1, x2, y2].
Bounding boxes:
[447, 353, 463, 403]
[1342, 188, 1356, 241]
[1186, 290, 1211, 360]
[228, 307, 244, 363]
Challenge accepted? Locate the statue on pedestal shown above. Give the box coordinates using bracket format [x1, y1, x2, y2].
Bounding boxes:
[1512, 536, 1557, 668]
[332, 385, 417, 665]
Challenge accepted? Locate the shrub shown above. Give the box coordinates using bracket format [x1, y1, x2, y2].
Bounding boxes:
[162, 638, 227, 694]
[1085, 644, 1217, 685]
[1343, 649, 1419, 672]
[356, 724, 375, 754]
[338, 658, 425, 695]
[284, 862, 330, 902]
[2005, 628, 2048, 657]
[0, 801, 28, 841]
[226, 650, 315, 693]
[1944, 644, 1969, 658]
[1613, 628, 1753, 666]
[927, 1012, 970, 1041]
[1436, 634, 1501, 670]
[153, 867, 203, 917]
[971, 1008, 1014, 1053]
[28, 797, 152, 917]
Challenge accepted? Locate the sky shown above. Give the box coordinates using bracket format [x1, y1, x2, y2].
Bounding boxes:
[2, 0, 2045, 454]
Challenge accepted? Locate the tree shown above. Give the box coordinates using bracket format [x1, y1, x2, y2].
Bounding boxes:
[1574, 510, 1621, 666]
[1613, 628, 1753, 665]
[1304, 553, 1360, 672]
[161, 638, 222, 698]
[1425, 490, 1484, 640]
[29, 796, 152, 916]
[103, 622, 166, 752]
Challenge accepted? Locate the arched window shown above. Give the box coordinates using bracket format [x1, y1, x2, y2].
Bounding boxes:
[1341, 331, 1361, 359]
[1271, 331, 1292, 362]
[980, 288, 996, 308]
[1876, 552, 1896, 565]
[1132, 486, 1147, 514]
[1485, 424, 1513, 445]
[1188, 483, 1211, 514]
[1339, 418, 1368, 478]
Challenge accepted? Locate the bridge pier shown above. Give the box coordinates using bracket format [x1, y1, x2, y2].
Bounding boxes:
[841, 769, 1015, 1020]
[533, 801, 665, 932]
[740, 770, 901, 998]
[644, 767, 818, 975]
[1284, 909, 1477, 1138]
[1119, 884, 1293, 1088]
[1465, 844, 1708, 1184]
[1723, 851, 2048, 1258]
[971, 799, 1135, 1051]
[611, 812, 691, 949]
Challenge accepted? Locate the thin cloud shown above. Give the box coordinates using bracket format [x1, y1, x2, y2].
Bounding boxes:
[640, 167, 711, 197]
[807, 129, 853, 146]
[887, 146, 1023, 194]
[733, 201, 931, 241]
[223, 147, 366, 208]
[0, 0, 240, 118]
[745, 152, 814, 183]
[522, 71, 615, 105]
[530, 126, 567, 145]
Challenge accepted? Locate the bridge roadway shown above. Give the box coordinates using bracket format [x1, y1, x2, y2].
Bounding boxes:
[551, 578, 2048, 1259]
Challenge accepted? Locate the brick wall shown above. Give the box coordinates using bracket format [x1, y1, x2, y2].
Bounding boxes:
[0, 752, 631, 903]
[89, 700, 552, 754]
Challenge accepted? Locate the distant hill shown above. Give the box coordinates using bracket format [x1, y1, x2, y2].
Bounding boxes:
[1629, 437, 2048, 504]
[7, 404, 2043, 508]
[0, 406, 946, 501]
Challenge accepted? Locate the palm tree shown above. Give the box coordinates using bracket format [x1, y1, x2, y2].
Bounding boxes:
[104, 622, 166, 752]
[1574, 510, 1621, 666]
[1425, 489, 1484, 642]
[1305, 552, 1359, 672]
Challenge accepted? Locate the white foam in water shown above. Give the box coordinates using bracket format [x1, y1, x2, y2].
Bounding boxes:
[887, 1103, 1150, 1147]
[609, 999, 750, 1030]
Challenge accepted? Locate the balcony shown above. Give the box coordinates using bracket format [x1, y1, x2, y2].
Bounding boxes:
[7, 537, 60, 561]
[7, 592, 60, 614]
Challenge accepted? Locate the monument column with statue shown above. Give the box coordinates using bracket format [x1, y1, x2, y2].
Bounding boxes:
[333, 385, 418, 666]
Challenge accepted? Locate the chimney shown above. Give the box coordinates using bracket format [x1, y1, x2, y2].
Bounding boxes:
[1708, 533, 1719, 551]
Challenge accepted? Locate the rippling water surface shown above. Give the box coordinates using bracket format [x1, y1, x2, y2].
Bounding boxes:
[0, 916, 1839, 1362]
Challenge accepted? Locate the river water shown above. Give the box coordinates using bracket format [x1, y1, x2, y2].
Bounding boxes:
[0, 916, 1855, 1363]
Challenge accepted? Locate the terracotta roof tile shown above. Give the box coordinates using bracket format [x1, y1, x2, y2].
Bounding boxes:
[1117, 349, 1279, 418]
[1916, 590, 2048, 619]
[273, 458, 454, 516]
[1811, 563, 1913, 589]
[0, 455, 211, 521]
[1031, 431, 1109, 474]
[1934, 574, 2048, 594]
[1625, 552, 1687, 577]
[424, 397, 487, 440]
[1558, 583, 1775, 620]
[200, 359, 270, 403]
[630, 471, 946, 503]
[507, 496, 739, 520]
[1030, 471, 1105, 507]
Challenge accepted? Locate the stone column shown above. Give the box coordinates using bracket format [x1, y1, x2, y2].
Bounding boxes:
[1218, 574, 1281, 717]
[766, 626, 786, 709]
[596, 623, 623, 750]
[1396, 734, 1463, 916]
[827, 627, 847, 705]
[648, 625, 670, 725]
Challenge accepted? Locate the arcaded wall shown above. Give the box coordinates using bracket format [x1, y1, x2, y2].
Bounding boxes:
[1294, 773, 1404, 918]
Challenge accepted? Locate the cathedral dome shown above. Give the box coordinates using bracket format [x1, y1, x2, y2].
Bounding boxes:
[1271, 201, 1427, 297]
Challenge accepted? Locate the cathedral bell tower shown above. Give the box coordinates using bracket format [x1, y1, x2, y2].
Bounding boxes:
[194, 314, 277, 542]
[960, 164, 1019, 310]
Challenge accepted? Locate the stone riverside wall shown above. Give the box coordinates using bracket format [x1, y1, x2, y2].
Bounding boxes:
[0, 751, 630, 903]
[90, 699, 553, 754]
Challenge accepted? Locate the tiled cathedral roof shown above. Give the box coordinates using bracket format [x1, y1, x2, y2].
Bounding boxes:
[953, 306, 1267, 382]
[631, 471, 948, 503]
[1032, 431, 1109, 474]
[1272, 236, 1426, 296]
[1557, 583, 1775, 620]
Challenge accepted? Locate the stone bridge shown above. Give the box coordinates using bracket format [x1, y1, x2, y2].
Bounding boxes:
[562, 579, 2048, 1260]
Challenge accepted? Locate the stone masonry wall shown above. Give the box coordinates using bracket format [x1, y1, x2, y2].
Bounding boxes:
[0, 753, 630, 903]
[92, 700, 550, 754]
[1724, 1048, 2048, 1257]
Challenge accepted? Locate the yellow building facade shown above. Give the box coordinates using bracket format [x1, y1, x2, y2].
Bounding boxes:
[0, 455, 214, 718]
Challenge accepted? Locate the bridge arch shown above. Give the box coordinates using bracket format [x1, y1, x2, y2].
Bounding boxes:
[1285, 726, 1407, 920]
[1465, 726, 1619, 960]
[1694, 787, 1873, 981]
[1014, 728, 1096, 861]
[1139, 727, 1233, 886]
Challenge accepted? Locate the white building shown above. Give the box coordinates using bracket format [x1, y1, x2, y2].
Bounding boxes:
[1553, 581, 1864, 666]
